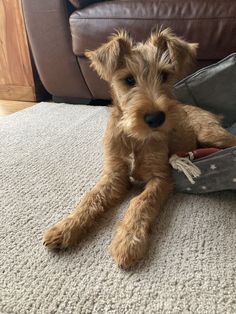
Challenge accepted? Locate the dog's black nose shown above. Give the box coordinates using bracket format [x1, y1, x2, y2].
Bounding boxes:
[144, 111, 166, 128]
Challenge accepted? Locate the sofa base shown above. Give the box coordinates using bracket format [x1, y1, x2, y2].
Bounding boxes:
[53, 96, 110, 105]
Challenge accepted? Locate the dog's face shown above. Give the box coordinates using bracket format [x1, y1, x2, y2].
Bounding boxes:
[86, 28, 198, 140]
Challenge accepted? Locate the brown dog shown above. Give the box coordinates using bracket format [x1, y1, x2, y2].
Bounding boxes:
[43, 28, 236, 268]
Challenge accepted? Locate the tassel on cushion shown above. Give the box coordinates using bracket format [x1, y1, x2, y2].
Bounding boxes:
[169, 148, 222, 184]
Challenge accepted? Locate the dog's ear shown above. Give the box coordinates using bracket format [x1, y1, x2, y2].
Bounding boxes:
[149, 28, 198, 79]
[85, 30, 133, 81]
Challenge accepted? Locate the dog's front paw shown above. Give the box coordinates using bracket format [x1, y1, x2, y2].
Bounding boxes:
[43, 217, 79, 250]
[110, 227, 148, 269]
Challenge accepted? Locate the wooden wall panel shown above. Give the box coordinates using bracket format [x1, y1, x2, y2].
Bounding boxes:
[0, 0, 36, 100]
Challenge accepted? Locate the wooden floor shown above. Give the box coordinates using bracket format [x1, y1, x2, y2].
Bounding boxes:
[0, 100, 36, 116]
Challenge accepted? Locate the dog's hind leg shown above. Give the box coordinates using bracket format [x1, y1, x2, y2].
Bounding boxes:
[184, 105, 236, 148]
[197, 124, 236, 148]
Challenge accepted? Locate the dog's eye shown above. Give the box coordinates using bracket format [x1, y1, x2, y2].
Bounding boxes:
[125, 75, 136, 87]
[160, 71, 169, 83]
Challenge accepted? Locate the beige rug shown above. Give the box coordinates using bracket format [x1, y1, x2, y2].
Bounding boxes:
[0, 102, 235, 313]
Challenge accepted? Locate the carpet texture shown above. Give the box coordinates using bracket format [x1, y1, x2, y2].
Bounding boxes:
[0, 102, 235, 314]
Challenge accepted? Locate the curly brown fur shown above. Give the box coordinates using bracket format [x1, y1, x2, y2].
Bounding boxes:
[43, 28, 236, 268]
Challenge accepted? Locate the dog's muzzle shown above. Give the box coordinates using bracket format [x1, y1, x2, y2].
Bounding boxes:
[144, 111, 166, 128]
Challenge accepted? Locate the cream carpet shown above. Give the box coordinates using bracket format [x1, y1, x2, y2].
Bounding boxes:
[0, 102, 235, 314]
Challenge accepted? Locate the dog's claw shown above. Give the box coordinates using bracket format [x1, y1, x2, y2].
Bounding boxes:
[43, 239, 62, 249]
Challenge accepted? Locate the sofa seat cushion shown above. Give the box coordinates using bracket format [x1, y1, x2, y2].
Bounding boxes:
[69, 0, 236, 99]
[70, 0, 236, 61]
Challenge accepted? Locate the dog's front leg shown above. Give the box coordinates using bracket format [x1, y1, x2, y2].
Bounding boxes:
[43, 163, 130, 250]
[110, 177, 173, 269]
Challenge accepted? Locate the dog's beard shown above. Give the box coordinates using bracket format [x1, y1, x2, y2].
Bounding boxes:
[118, 107, 169, 141]
[116, 94, 174, 141]
[118, 113, 151, 141]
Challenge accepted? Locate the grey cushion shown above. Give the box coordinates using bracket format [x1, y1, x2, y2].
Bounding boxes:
[173, 54, 236, 193]
[173, 146, 236, 193]
[227, 122, 236, 135]
[174, 53, 236, 127]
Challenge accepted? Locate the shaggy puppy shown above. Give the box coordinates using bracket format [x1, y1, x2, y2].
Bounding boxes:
[43, 28, 236, 268]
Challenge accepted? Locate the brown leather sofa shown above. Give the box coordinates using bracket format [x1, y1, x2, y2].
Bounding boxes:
[22, 0, 236, 104]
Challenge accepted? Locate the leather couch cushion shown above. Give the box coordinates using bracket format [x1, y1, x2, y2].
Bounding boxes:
[70, 0, 236, 61]
[70, 0, 236, 99]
